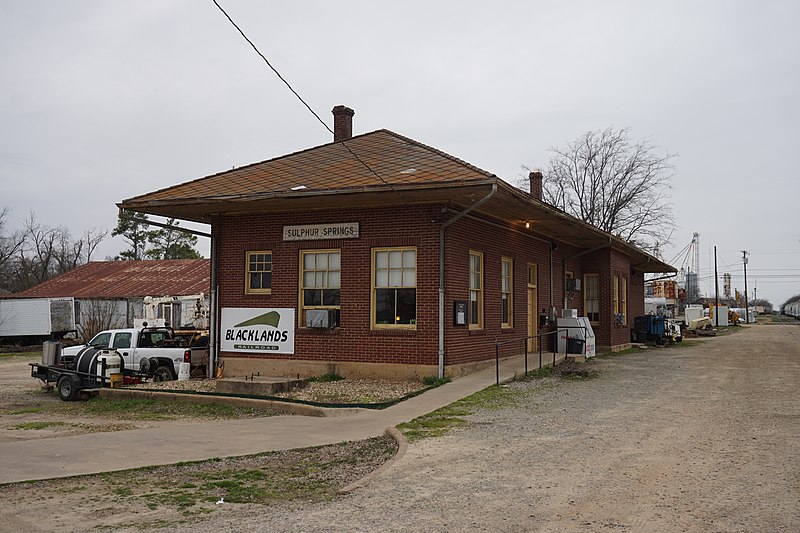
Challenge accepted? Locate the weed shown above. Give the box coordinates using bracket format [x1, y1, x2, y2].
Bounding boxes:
[307, 372, 344, 383]
[522, 366, 556, 380]
[422, 375, 452, 387]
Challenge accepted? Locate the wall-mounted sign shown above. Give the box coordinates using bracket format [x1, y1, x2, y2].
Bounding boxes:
[220, 308, 295, 354]
[283, 222, 359, 241]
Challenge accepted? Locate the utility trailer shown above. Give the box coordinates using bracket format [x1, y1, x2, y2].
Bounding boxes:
[30, 346, 148, 401]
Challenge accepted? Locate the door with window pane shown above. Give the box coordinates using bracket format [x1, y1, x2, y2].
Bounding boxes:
[527, 264, 538, 352]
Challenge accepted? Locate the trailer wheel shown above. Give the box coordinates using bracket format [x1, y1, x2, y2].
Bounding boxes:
[153, 365, 174, 382]
[57, 375, 78, 402]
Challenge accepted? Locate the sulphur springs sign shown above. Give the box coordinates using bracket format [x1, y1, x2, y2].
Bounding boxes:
[220, 308, 295, 354]
[282, 222, 359, 241]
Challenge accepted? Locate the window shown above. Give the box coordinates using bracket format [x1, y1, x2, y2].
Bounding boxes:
[158, 302, 181, 327]
[621, 277, 628, 325]
[584, 273, 600, 322]
[613, 275, 620, 315]
[372, 247, 416, 328]
[501, 257, 513, 327]
[246, 251, 272, 294]
[112, 332, 132, 349]
[469, 251, 483, 329]
[89, 332, 111, 348]
[300, 250, 341, 326]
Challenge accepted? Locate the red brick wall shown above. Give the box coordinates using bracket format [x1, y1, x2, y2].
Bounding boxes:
[443, 216, 556, 365]
[213, 205, 639, 370]
[215, 206, 440, 366]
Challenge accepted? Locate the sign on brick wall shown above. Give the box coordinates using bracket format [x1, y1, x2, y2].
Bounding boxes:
[221, 308, 295, 354]
[282, 222, 359, 241]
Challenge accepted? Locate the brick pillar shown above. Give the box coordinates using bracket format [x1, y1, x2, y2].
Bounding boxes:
[332, 105, 355, 142]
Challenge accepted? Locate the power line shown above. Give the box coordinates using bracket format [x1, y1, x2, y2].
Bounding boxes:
[211, 0, 430, 219]
[211, 0, 332, 135]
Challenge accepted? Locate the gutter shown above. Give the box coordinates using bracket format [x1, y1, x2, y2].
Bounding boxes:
[438, 182, 498, 378]
[117, 208, 211, 237]
[561, 238, 612, 309]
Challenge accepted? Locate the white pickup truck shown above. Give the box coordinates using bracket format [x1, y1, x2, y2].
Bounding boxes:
[61, 327, 190, 381]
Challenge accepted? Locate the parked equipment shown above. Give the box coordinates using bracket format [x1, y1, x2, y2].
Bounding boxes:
[632, 315, 682, 345]
[30, 342, 148, 401]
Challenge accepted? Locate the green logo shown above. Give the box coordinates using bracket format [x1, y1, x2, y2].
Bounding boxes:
[234, 311, 281, 328]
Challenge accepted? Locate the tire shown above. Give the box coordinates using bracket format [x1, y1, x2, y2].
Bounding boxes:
[153, 365, 175, 382]
[57, 375, 78, 401]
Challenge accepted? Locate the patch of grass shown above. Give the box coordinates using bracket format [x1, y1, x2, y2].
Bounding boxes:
[398, 384, 522, 441]
[0, 351, 40, 358]
[66, 397, 278, 421]
[307, 372, 344, 383]
[6, 407, 43, 415]
[521, 365, 557, 380]
[9, 421, 66, 430]
[422, 375, 451, 387]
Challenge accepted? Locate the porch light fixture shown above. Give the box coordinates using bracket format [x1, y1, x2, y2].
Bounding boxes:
[290, 185, 307, 191]
[525, 222, 531, 229]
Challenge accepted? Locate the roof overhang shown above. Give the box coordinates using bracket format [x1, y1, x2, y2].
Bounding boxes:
[119, 179, 675, 274]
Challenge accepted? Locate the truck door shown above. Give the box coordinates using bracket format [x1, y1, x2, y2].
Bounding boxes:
[111, 332, 134, 371]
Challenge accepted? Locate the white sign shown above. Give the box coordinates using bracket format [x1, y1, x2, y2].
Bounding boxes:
[221, 308, 295, 354]
[282, 222, 359, 241]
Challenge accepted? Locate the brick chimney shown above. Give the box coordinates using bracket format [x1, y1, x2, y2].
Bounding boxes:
[332, 105, 355, 142]
[529, 171, 543, 200]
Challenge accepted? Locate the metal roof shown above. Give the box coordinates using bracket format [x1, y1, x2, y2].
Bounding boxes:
[119, 129, 675, 274]
[7, 260, 210, 299]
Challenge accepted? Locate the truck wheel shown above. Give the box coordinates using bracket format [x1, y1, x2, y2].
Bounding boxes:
[57, 375, 78, 401]
[153, 365, 174, 382]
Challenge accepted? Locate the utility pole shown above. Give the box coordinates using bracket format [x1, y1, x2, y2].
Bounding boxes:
[742, 250, 749, 324]
[714, 246, 719, 328]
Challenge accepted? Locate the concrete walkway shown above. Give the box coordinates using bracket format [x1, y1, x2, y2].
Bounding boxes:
[0, 352, 563, 485]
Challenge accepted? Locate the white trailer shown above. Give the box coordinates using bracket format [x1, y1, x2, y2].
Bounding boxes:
[0, 298, 76, 343]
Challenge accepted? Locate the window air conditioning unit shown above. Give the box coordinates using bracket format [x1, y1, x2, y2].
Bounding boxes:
[566, 278, 581, 291]
[305, 309, 339, 329]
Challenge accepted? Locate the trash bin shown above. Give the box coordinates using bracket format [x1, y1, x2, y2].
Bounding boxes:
[567, 337, 585, 354]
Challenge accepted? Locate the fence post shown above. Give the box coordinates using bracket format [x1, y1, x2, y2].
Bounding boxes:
[495, 343, 500, 385]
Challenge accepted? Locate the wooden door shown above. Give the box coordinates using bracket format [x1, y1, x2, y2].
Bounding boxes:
[527, 264, 538, 352]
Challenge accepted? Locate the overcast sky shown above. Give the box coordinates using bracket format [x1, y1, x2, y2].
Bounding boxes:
[2, 1, 798, 307]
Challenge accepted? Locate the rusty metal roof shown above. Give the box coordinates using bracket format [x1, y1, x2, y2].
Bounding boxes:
[119, 129, 496, 216]
[119, 128, 675, 274]
[9, 260, 210, 299]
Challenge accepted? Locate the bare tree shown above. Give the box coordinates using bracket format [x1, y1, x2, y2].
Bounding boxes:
[0, 208, 26, 293]
[5, 213, 108, 293]
[76, 299, 125, 341]
[528, 127, 676, 252]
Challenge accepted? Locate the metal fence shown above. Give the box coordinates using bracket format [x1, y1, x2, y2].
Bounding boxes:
[493, 327, 587, 385]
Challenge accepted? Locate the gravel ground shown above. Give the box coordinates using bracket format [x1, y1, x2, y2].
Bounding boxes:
[129, 377, 423, 404]
[168, 324, 800, 533]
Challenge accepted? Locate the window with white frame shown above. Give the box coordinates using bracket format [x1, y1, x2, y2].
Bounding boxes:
[469, 250, 484, 329]
[501, 257, 513, 327]
[372, 247, 416, 328]
[300, 250, 340, 326]
[584, 273, 600, 322]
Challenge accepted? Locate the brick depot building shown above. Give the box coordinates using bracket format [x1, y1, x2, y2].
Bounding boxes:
[120, 106, 674, 379]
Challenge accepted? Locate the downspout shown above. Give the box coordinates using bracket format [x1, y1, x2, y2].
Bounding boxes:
[438, 182, 498, 378]
[208, 226, 219, 378]
[561, 238, 612, 310]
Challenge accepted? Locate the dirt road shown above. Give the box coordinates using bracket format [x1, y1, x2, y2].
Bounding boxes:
[187, 325, 800, 532]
